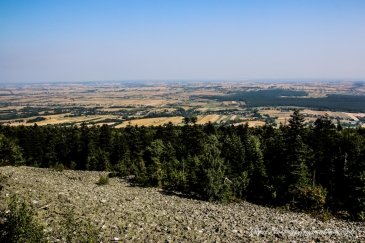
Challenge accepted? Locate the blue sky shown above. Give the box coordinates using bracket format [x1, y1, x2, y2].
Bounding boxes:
[1, 0, 365, 82]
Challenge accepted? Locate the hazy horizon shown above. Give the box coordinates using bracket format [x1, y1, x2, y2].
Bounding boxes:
[1, 0, 365, 83]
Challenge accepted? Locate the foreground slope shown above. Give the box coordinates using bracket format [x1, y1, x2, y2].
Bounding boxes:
[0, 166, 364, 242]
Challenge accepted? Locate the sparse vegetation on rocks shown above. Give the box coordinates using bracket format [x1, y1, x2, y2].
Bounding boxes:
[0, 195, 47, 243]
[96, 174, 109, 186]
[0, 166, 364, 242]
[53, 163, 65, 172]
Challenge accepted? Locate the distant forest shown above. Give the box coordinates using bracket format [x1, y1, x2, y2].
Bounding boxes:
[1, 111, 365, 220]
[194, 89, 365, 112]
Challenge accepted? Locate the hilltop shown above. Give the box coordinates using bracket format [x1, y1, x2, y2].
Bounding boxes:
[1, 166, 364, 242]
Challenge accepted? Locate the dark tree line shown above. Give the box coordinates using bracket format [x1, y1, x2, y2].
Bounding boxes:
[197, 90, 365, 112]
[1, 110, 365, 220]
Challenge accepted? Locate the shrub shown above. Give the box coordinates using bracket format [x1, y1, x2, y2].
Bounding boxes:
[292, 185, 327, 210]
[53, 163, 65, 172]
[314, 209, 333, 221]
[69, 161, 77, 170]
[335, 210, 350, 220]
[58, 205, 99, 242]
[0, 195, 47, 243]
[232, 171, 250, 199]
[357, 211, 365, 221]
[96, 175, 109, 186]
[114, 161, 129, 177]
[0, 172, 9, 191]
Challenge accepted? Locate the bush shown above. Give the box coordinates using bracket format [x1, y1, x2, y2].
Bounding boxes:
[0, 195, 46, 243]
[0, 172, 9, 191]
[53, 163, 65, 172]
[335, 210, 351, 220]
[96, 175, 109, 186]
[58, 205, 99, 243]
[313, 209, 333, 221]
[232, 171, 250, 199]
[114, 161, 129, 177]
[292, 185, 327, 210]
[69, 161, 77, 170]
[357, 211, 365, 221]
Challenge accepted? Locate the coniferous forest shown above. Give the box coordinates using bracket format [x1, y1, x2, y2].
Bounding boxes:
[1, 110, 365, 221]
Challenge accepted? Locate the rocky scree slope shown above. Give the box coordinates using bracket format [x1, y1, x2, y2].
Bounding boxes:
[0, 166, 364, 242]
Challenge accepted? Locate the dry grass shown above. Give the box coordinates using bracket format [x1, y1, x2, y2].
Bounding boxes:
[196, 115, 221, 124]
[116, 114, 238, 127]
[2, 114, 121, 126]
[302, 109, 349, 119]
[259, 108, 365, 125]
[216, 115, 229, 124]
[259, 109, 293, 117]
[116, 117, 183, 128]
[234, 120, 266, 127]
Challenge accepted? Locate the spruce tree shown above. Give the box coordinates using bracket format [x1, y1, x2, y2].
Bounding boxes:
[144, 139, 165, 187]
[0, 134, 25, 166]
[246, 135, 269, 202]
[289, 109, 305, 132]
[200, 135, 231, 201]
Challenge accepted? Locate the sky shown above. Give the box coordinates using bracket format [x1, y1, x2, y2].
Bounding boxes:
[1, 0, 365, 83]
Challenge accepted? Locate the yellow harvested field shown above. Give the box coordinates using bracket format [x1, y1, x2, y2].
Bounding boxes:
[259, 109, 293, 117]
[302, 109, 349, 119]
[116, 114, 235, 127]
[351, 113, 365, 118]
[234, 121, 266, 127]
[116, 117, 183, 128]
[196, 115, 221, 124]
[276, 117, 291, 125]
[276, 117, 317, 125]
[260, 108, 362, 125]
[247, 121, 266, 127]
[0, 106, 22, 111]
[216, 115, 229, 124]
[305, 117, 318, 123]
[89, 122, 116, 126]
[345, 113, 359, 121]
[35, 114, 120, 126]
[2, 82, 364, 128]
[2, 114, 121, 126]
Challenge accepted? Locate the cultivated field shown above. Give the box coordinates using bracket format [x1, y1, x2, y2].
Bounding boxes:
[116, 117, 183, 127]
[1, 81, 365, 128]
